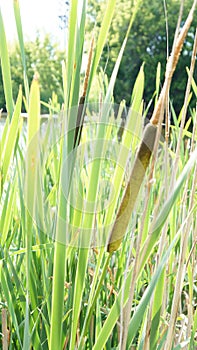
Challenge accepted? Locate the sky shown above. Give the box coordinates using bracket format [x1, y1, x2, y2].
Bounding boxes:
[0, 0, 66, 46]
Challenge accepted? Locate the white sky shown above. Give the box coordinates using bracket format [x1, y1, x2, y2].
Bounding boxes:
[0, 0, 65, 46]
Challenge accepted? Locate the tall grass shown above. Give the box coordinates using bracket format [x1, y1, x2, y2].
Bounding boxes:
[0, 0, 197, 349]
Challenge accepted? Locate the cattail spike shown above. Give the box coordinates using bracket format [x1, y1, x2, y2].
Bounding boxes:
[83, 36, 94, 98]
[73, 36, 94, 148]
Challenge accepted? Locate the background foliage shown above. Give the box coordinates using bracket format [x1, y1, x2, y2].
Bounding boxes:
[0, 34, 64, 112]
[1, 0, 196, 116]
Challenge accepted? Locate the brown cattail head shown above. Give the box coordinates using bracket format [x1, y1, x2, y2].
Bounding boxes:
[171, 1, 197, 77]
[82, 36, 94, 98]
[73, 37, 94, 148]
[107, 124, 157, 253]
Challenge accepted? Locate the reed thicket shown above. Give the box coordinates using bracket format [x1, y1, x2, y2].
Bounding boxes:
[0, 0, 197, 349]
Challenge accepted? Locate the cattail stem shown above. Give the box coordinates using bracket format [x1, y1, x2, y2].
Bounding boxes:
[150, 0, 197, 126]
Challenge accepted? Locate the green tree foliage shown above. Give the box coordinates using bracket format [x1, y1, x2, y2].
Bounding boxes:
[0, 34, 64, 112]
[88, 0, 197, 115]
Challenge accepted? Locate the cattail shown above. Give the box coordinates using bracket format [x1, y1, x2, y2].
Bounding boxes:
[73, 36, 94, 148]
[107, 0, 197, 253]
[107, 123, 157, 252]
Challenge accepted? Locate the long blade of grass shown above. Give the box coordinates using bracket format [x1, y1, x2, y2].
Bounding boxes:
[24, 73, 40, 349]
[69, 0, 87, 111]
[49, 126, 68, 350]
[1, 87, 22, 186]
[1, 179, 16, 247]
[0, 7, 14, 117]
[67, 0, 87, 156]
[67, 0, 79, 106]
[87, 0, 117, 93]
[149, 269, 165, 349]
[13, 0, 29, 103]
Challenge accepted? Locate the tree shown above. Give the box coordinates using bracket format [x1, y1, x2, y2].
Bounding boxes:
[87, 0, 197, 115]
[0, 34, 65, 113]
[58, 0, 70, 30]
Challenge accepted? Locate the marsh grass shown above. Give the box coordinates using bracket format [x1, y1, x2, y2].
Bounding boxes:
[0, 0, 197, 349]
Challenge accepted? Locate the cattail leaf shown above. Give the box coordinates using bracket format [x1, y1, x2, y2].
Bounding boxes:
[90, 0, 116, 85]
[1, 87, 22, 184]
[13, 0, 29, 102]
[24, 74, 40, 349]
[0, 7, 14, 117]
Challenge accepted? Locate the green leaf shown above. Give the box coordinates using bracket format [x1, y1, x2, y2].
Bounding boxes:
[23, 74, 40, 349]
[0, 7, 14, 117]
[1, 179, 16, 247]
[13, 0, 29, 102]
[88, 0, 117, 91]
[1, 88, 22, 184]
